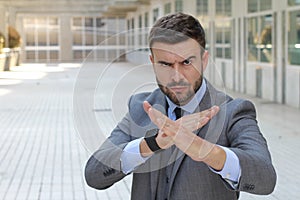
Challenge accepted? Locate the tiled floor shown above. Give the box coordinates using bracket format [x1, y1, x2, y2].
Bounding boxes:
[0, 62, 299, 199]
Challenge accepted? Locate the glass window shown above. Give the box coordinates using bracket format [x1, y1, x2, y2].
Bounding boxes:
[138, 15, 143, 46]
[288, 10, 300, 65]
[215, 20, 232, 59]
[260, 0, 272, 11]
[216, 27, 223, 43]
[224, 0, 232, 16]
[38, 29, 47, 46]
[260, 15, 272, 63]
[131, 18, 135, 29]
[73, 17, 82, 26]
[196, 0, 208, 15]
[49, 31, 58, 46]
[26, 29, 35, 46]
[37, 18, 47, 27]
[26, 51, 35, 60]
[73, 50, 84, 60]
[248, 0, 257, 13]
[96, 18, 105, 28]
[139, 15, 142, 28]
[73, 31, 83, 45]
[49, 18, 59, 26]
[85, 31, 94, 46]
[23, 16, 60, 62]
[153, 8, 159, 23]
[175, 0, 183, 12]
[24, 18, 35, 27]
[164, 3, 172, 14]
[248, 17, 259, 61]
[216, 0, 223, 15]
[247, 15, 273, 63]
[106, 18, 117, 34]
[49, 51, 59, 60]
[248, 0, 271, 13]
[224, 47, 231, 59]
[127, 19, 131, 31]
[38, 51, 47, 60]
[216, 47, 223, 58]
[144, 12, 149, 27]
[85, 17, 94, 27]
[288, 0, 300, 6]
[216, 0, 232, 16]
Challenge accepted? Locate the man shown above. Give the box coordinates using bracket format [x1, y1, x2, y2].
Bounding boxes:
[85, 13, 276, 199]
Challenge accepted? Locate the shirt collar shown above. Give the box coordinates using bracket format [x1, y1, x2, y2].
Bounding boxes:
[166, 79, 207, 117]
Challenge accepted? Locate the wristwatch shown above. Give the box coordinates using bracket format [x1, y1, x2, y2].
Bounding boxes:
[144, 129, 162, 152]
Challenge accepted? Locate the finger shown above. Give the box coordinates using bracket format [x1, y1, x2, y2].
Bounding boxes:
[143, 101, 152, 113]
[205, 106, 219, 119]
[176, 106, 219, 131]
[196, 117, 210, 129]
[148, 107, 170, 130]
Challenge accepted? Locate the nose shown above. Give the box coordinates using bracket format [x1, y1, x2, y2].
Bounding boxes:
[171, 63, 184, 82]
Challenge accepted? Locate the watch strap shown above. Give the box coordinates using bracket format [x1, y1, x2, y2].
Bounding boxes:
[144, 129, 161, 152]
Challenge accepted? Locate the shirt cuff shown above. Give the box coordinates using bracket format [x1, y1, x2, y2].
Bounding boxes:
[120, 138, 150, 174]
[209, 146, 241, 188]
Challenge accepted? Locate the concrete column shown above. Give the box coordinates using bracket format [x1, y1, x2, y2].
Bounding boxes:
[273, 0, 287, 104]
[60, 15, 73, 62]
[0, 6, 8, 47]
[0, 6, 6, 32]
[232, 0, 247, 93]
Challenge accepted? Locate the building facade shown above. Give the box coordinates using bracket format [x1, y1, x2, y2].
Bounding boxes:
[0, 0, 300, 108]
[125, 0, 300, 109]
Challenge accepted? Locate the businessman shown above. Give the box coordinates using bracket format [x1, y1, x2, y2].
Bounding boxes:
[85, 12, 276, 199]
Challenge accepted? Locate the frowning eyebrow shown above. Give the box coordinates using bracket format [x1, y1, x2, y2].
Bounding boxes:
[157, 56, 196, 66]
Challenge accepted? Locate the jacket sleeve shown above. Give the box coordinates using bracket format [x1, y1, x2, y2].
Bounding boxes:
[84, 118, 130, 189]
[84, 92, 151, 190]
[226, 99, 276, 195]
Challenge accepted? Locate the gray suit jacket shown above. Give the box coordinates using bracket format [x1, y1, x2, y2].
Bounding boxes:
[85, 82, 276, 200]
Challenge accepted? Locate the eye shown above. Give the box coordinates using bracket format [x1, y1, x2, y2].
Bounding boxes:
[158, 62, 172, 67]
[182, 59, 192, 65]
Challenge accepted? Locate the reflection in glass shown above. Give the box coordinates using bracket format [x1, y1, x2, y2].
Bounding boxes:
[288, 0, 300, 6]
[196, 0, 208, 16]
[164, 3, 171, 14]
[248, 0, 258, 13]
[247, 15, 273, 63]
[288, 10, 300, 65]
[175, 0, 183, 12]
[215, 20, 232, 59]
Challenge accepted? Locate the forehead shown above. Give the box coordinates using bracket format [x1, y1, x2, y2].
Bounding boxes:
[151, 38, 201, 60]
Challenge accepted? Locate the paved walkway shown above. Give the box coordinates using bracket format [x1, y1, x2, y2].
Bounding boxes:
[0, 62, 299, 200]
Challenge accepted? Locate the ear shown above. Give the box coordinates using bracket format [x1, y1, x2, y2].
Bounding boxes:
[149, 54, 154, 64]
[201, 50, 209, 72]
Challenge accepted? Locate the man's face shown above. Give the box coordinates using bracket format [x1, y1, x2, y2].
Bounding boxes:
[150, 38, 208, 106]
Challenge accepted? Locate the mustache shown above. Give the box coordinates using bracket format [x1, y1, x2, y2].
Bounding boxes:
[166, 80, 191, 88]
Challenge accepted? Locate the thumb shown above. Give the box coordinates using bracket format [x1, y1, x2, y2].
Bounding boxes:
[143, 101, 152, 113]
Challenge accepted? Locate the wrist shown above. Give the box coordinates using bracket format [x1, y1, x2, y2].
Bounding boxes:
[144, 129, 162, 152]
[140, 139, 154, 157]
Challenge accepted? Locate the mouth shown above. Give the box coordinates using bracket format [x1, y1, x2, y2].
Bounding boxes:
[169, 86, 189, 93]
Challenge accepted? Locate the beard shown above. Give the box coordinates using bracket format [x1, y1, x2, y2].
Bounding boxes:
[157, 75, 203, 106]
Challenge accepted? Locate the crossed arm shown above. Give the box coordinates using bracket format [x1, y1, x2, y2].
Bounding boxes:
[140, 101, 226, 171]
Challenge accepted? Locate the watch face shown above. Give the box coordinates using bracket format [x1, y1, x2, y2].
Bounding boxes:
[145, 128, 159, 137]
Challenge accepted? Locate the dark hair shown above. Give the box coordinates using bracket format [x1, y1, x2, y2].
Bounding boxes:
[149, 12, 206, 50]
